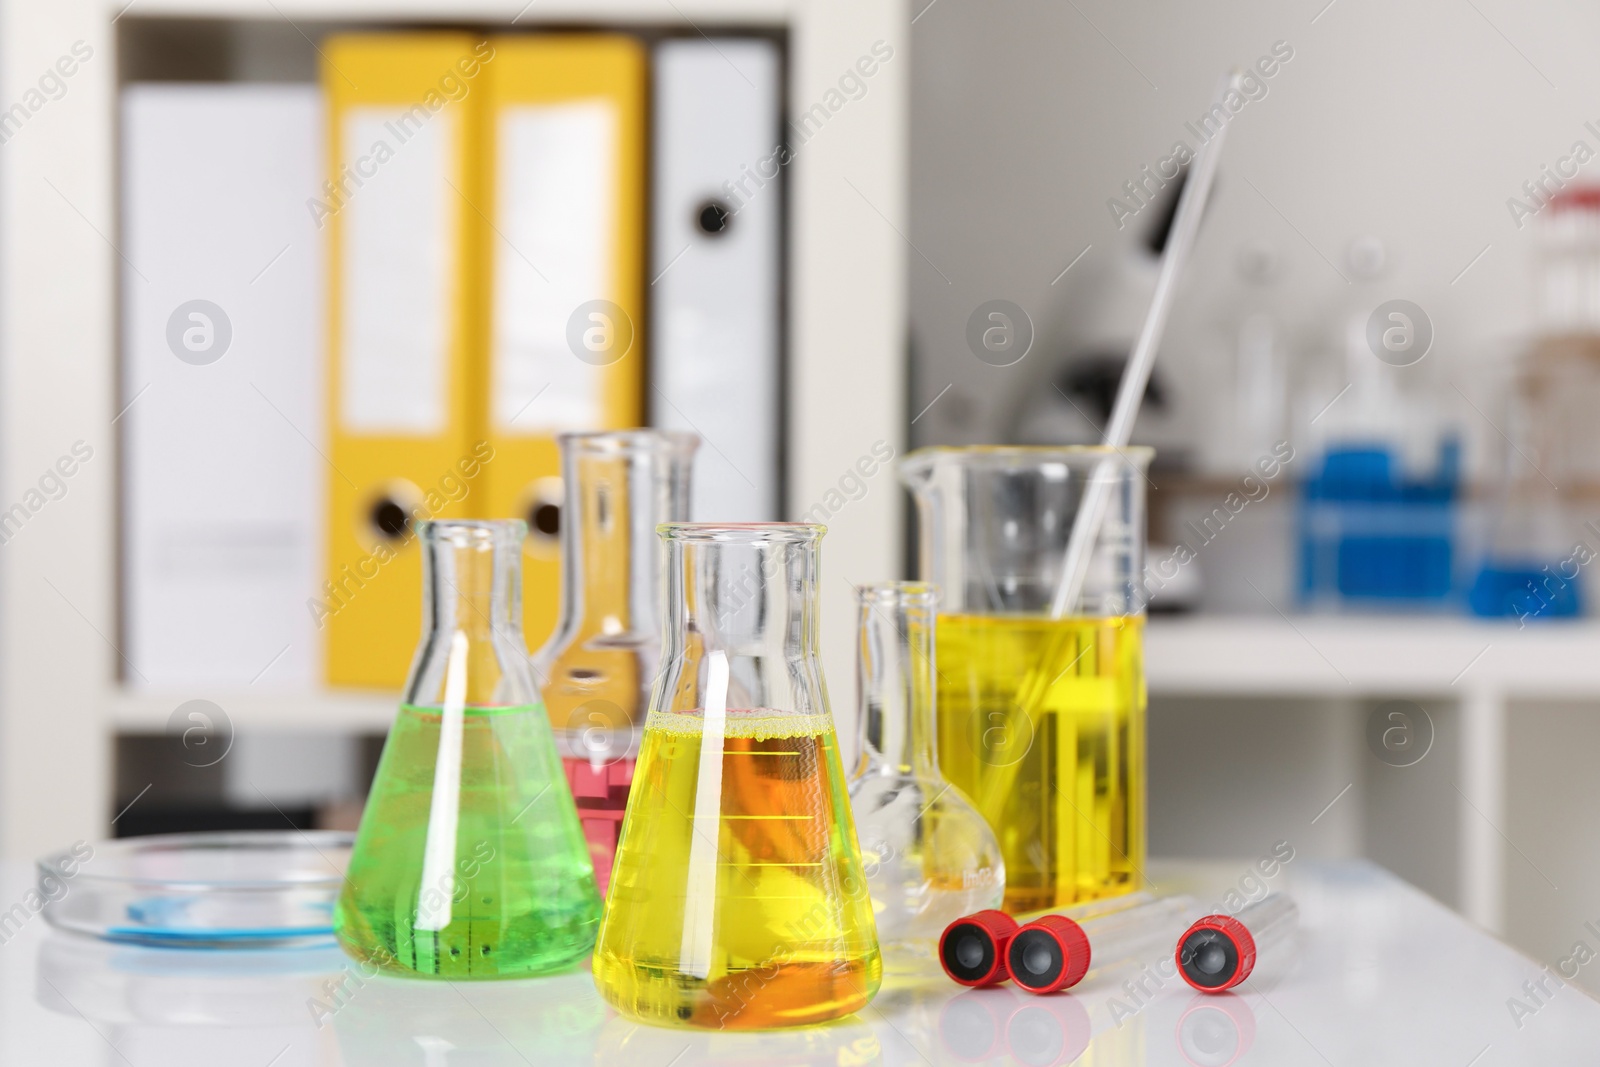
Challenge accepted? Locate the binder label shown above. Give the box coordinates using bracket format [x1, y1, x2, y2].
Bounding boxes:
[339, 108, 454, 434]
[492, 101, 617, 434]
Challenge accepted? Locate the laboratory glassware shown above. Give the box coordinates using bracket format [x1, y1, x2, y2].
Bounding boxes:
[1471, 187, 1600, 617]
[335, 520, 602, 978]
[1296, 237, 1465, 610]
[1520, 186, 1600, 489]
[531, 430, 697, 892]
[40, 831, 349, 948]
[939, 891, 1157, 988]
[900, 447, 1150, 912]
[593, 523, 882, 1029]
[1177, 893, 1299, 992]
[1008, 894, 1195, 995]
[848, 581, 1003, 970]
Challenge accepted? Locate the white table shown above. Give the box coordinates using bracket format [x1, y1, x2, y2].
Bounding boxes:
[3, 859, 1595, 1065]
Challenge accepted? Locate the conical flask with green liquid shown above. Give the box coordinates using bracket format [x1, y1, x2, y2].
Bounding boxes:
[335, 520, 602, 977]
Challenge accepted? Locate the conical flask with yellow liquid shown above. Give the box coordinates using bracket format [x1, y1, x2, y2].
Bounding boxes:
[335, 520, 602, 977]
[593, 523, 881, 1029]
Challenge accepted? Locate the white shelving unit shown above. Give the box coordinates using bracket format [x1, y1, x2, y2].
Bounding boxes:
[0, 0, 907, 861]
[1146, 614, 1600, 933]
[1147, 615, 1600, 697]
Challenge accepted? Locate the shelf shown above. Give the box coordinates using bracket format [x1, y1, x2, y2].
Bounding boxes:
[108, 615, 1600, 736]
[116, 0, 791, 22]
[1146, 614, 1600, 698]
[109, 689, 397, 734]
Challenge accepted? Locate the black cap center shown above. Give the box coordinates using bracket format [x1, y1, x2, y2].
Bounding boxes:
[1007, 928, 1065, 989]
[941, 923, 996, 983]
[1180, 928, 1240, 989]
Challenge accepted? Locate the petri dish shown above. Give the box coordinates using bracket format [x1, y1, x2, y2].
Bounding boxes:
[39, 831, 351, 948]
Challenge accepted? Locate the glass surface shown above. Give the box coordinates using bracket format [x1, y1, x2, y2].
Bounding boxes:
[336, 520, 601, 978]
[899, 447, 1150, 912]
[593, 523, 882, 1029]
[847, 582, 1003, 970]
[38, 831, 350, 948]
[532, 430, 697, 894]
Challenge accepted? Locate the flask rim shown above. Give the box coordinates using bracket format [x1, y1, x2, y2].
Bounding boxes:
[557, 429, 700, 456]
[856, 580, 938, 606]
[419, 519, 527, 546]
[657, 522, 825, 543]
[898, 444, 1156, 480]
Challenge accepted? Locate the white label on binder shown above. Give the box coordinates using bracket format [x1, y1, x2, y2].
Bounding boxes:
[339, 107, 453, 434]
[492, 100, 615, 434]
[122, 84, 324, 688]
[652, 41, 782, 521]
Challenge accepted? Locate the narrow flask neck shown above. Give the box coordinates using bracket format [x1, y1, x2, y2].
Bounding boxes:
[424, 537, 518, 640]
[410, 522, 532, 708]
[558, 440, 693, 639]
[658, 526, 828, 717]
[856, 586, 940, 778]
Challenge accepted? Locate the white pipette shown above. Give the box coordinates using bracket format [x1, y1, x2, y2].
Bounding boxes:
[1048, 71, 1244, 619]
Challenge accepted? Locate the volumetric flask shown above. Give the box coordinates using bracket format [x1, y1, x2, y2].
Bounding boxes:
[848, 582, 1003, 971]
[593, 523, 882, 1029]
[532, 430, 697, 893]
[335, 520, 602, 978]
[900, 447, 1151, 912]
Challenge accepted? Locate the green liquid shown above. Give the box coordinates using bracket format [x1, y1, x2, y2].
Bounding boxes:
[334, 703, 602, 978]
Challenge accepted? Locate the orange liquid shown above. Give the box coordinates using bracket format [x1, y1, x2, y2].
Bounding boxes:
[592, 710, 882, 1029]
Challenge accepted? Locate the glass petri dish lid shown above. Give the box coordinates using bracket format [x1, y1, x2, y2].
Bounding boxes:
[39, 831, 351, 948]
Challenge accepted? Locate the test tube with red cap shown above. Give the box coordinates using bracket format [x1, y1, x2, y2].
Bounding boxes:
[1176, 893, 1298, 993]
[939, 892, 1156, 988]
[1007, 894, 1197, 995]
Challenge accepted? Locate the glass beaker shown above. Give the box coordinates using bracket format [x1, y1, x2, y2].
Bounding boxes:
[592, 523, 882, 1029]
[848, 581, 1004, 971]
[898, 447, 1150, 913]
[335, 520, 602, 978]
[532, 430, 698, 892]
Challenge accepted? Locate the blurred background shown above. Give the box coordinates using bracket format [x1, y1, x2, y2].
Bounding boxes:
[5, 0, 1600, 998]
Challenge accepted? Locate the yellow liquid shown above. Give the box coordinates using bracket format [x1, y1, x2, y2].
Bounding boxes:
[935, 615, 1145, 912]
[592, 709, 882, 1030]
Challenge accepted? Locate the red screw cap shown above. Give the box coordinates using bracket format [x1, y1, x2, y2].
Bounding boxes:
[940, 909, 1019, 987]
[1008, 915, 1092, 994]
[1176, 914, 1257, 992]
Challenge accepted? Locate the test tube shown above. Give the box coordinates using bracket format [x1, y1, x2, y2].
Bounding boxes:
[1175, 893, 1299, 993]
[1007, 895, 1197, 995]
[939, 891, 1156, 988]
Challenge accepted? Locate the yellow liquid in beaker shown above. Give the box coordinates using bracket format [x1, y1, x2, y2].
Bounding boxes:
[936, 614, 1145, 913]
[592, 710, 882, 1030]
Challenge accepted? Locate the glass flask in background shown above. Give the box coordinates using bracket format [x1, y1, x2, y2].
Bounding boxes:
[848, 582, 1003, 971]
[1522, 187, 1600, 489]
[335, 520, 601, 978]
[899, 447, 1149, 913]
[532, 430, 698, 892]
[593, 523, 881, 1029]
[1468, 186, 1600, 618]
